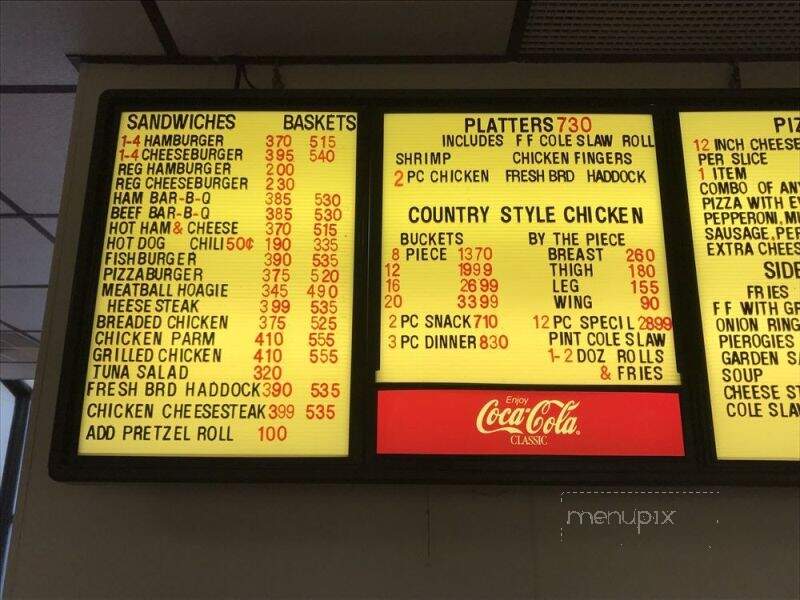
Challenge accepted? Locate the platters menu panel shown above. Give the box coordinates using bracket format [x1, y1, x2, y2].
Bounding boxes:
[377, 112, 685, 456]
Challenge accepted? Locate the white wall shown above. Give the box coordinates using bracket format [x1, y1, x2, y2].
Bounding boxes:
[0, 384, 14, 481]
[5, 62, 799, 599]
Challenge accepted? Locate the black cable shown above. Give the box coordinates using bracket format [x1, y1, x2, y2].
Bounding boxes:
[241, 64, 259, 90]
[235, 62, 286, 90]
[272, 61, 285, 90]
[728, 62, 742, 90]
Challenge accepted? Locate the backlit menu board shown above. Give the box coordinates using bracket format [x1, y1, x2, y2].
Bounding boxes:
[681, 110, 800, 461]
[50, 92, 799, 483]
[377, 112, 684, 456]
[78, 110, 357, 457]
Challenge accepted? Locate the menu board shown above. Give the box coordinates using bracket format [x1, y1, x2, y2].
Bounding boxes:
[376, 112, 685, 457]
[78, 110, 358, 457]
[378, 113, 680, 386]
[681, 111, 800, 461]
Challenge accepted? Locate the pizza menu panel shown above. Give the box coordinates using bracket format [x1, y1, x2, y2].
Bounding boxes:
[681, 111, 800, 461]
[79, 111, 357, 457]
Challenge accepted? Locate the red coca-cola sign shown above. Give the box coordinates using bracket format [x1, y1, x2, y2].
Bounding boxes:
[377, 389, 684, 456]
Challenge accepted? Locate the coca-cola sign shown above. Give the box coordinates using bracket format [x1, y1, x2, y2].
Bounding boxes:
[377, 389, 684, 456]
[476, 398, 580, 436]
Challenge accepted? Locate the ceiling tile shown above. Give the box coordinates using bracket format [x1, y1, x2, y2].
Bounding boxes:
[159, 0, 516, 56]
[0, 287, 48, 331]
[0, 363, 36, 378]
[0, 331, 39, 348]
[0, 347, 39, 363]
[0, 0, 163, 85]
[0, 93, 75, 213]
[0, 219, 54, 286]
[522, 1, 800, 58]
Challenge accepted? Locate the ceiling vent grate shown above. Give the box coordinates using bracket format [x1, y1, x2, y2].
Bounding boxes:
[520, 1, 800, 59]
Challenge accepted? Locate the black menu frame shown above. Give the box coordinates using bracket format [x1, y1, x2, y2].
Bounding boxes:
[49, 89, 799, 484]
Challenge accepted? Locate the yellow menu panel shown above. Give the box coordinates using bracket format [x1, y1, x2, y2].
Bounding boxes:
[379, 113, 680, 386]
[681, 110, 800, 461]
[78, 110, 357, 456]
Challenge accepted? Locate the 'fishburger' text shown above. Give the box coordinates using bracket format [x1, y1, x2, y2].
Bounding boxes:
[476, 398, 580, 445]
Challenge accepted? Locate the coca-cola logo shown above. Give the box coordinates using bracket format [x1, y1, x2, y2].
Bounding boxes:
[476, 398, 580, 436]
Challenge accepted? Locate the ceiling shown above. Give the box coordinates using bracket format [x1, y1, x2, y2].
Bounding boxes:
[0, 0, 798, 378]
[522, 1, 800, 58]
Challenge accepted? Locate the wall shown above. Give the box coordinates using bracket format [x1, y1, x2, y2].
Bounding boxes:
[5, 62, 800, 599]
